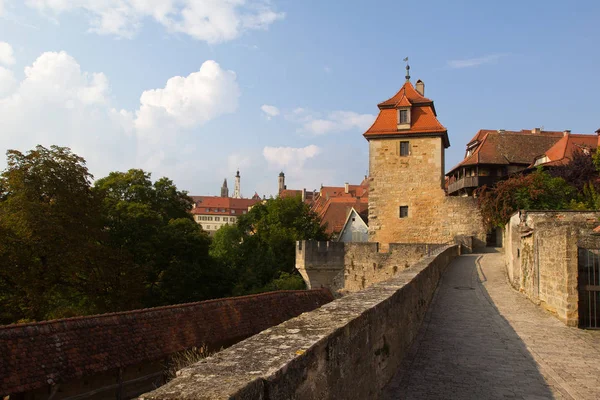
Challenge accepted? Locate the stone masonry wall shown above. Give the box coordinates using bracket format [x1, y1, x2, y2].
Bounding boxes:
[503, 210, 600, 326]
[368, 137, 486, 247]
[296, 240, 447, 293]
[140, 246, 459, 400]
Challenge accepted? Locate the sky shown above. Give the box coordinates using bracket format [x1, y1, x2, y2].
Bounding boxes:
[0, 1, 599, 197]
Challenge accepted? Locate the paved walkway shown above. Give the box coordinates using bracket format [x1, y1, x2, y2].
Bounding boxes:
[381, 251, 600, 400]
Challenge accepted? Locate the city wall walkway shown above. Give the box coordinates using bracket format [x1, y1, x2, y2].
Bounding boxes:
[381, 250, 600, 400]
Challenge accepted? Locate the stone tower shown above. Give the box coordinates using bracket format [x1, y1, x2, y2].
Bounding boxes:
[278, 171, 286, 193]
[233, 170, 241, 199]
[364, 65, 484, 246]
[220, 178, 229, 197]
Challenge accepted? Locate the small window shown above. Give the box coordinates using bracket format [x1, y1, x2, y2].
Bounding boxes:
[399, 206, 409, 218]
[231, 210, 236, 214]
[399, 141, 410, 157]
[399, 109, 409, 124]
[215, 217, 220, 221]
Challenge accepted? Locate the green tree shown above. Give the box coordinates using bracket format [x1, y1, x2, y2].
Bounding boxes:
[210, 196, 328, 295]
[0, 146, 142, 323]
[93, 169, 226, 306]
[476, 168, 576, 229]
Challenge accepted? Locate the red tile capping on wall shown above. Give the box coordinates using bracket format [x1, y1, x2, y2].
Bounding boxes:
[0, 289, 334, 396]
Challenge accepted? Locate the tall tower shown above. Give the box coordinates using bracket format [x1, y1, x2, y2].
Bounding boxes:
[364, 63, 449, 245]
[220, 178, 229, 197]
[233, 170, 241, 199]
[278, 171, 285, 193]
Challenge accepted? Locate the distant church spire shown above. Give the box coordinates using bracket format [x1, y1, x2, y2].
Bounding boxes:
[233, 170, 241, 199]
[220, 178, 229, 197]
[404, 57, 410, 82]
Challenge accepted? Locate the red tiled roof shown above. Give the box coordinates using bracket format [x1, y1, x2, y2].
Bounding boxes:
[278, 189, 317, 203]
[536, 134, 598, 167]
[190, 196, 260, 215]
[0, 290, 333, 396]
[364, 81, 448, 144]
[317, 197, 369, 234]
[377, 81, 433, 107]
[308, 182, 369, 234]
[447, 129, 566, 175]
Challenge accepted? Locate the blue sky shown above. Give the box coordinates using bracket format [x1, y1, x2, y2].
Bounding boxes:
[0, 0, 598, 197]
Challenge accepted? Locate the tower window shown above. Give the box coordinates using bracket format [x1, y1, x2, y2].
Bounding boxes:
[399, 109, 409, 124]
[399, 141, 410, 156]
[399, 206, 409, 218]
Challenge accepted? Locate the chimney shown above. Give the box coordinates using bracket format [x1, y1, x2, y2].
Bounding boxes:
[415, 79, 424, 96]
[531, 127, 541, 134]
[344, 182, 349, 194]
[563, 129, 571, 137]
[302, 188, 306, 202]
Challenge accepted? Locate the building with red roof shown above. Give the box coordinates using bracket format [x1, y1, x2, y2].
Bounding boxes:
[447, 128, 599, 196]
[364, 63, 486, 246]
[189, 170, 262, 235]
[277, 172, 369, 238]
[190, 196, 260, 235]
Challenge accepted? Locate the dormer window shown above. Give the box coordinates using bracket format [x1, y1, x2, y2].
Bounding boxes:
[397, 107, 411, 130]
[399, 109, 408, 124]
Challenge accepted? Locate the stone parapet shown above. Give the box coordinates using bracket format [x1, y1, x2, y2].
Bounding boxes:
[503, 210, 600, 326]
[139, 245, 459, 400]
[296, 240, 451, 293]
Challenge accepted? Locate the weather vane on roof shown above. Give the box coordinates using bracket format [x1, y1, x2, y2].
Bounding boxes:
[403, 57, 410, 82]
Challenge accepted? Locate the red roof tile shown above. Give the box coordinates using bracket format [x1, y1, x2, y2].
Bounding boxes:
[377, 81, 433, 108]
[364, 81, 448, 145]
[317, 197, 369, 234]
[537, 134, 598, 166]
[447, 130, 567, 175]
[190, 196, 260, 215]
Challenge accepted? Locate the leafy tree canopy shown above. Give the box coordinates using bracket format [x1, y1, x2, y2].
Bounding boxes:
[476, 168, 577, 229]
[211, 196, 329, 295]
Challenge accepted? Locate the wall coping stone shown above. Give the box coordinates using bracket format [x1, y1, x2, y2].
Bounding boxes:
[140, 245, 458, 400]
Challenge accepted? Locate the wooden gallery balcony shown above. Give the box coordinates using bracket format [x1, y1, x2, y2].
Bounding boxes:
[447, 175, 500, 196]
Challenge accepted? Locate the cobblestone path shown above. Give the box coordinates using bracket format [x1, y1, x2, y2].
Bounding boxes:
[381, 251, 600, 400]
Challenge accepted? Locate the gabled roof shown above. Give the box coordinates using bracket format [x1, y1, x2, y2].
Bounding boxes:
[364, 81, 448, 146]
[447, 129, 566, 175]
[190, 196, 260, 215]
[377, 81, 433, 108]
[533, 133, 598, 167]
[316, 197, 369, 235]
[337, 207, 368, 242]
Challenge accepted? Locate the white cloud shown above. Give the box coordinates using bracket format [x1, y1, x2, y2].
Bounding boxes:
[263, 145, 320, 171]
[0, 66, 16, 96]
[0, 42, 15, 66]
[0, 51, 134, 177]
[24, 0, 285, 43]
[135, 60, 239, 133]
[260, 104, 279, 119]
[0, 50, 240, 184]
[447, 54, 505, 69]
[290, 110, 375, 135]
